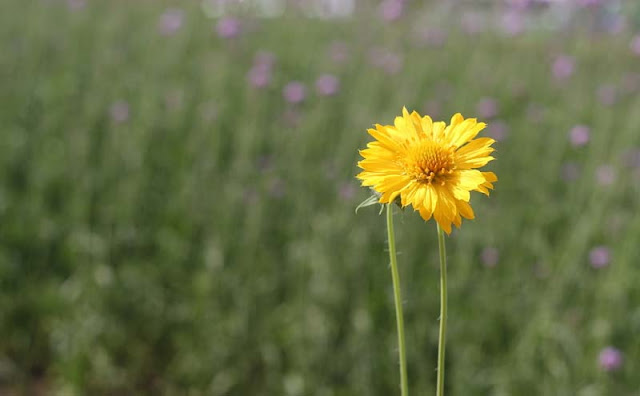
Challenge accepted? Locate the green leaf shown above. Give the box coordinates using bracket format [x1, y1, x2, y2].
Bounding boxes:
[355, 194, 383, 214]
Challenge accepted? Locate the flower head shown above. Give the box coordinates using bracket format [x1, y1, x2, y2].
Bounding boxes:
[552, 55, 575, 80]
[283, 82, 306, 104]
[569, 125, 590, 147]
[599, 347, 623, 371]
[158, 8, 184, 36]
[357, 108, 497, 234]
[315, 74, 340, 96]
[216, 17, 240, 39]
[589, 246, 610, 268]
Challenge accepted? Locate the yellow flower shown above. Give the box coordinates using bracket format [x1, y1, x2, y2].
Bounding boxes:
[357, 108, 497, 234]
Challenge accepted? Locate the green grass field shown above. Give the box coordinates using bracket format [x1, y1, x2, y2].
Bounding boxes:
[1, 1, 640, 394]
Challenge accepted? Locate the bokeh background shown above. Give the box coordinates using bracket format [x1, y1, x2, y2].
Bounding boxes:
[2, 0, 640, 394]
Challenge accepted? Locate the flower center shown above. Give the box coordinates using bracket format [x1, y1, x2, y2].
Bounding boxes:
[404, 141, 455, 185]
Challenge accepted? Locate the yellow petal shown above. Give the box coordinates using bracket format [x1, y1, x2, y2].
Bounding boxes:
[456, 200, 475, 220]
[450, 121, 487, 148]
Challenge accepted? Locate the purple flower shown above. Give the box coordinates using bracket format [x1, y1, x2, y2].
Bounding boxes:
[109, 101, 129, 123]
[315, 74, 340, 96]
[623, 149, 640, 169]
[481, 247, 499, 268]
[67, 0, 86, 11]
[216, 17, 240, 39]
[247, 64, 272, 89]
[599, 347, 623, 372]
[569, 125, 590, 147]
[631, 35, 640, 56]
[501, 11, 525, 36]
[158, 8, 184, 36]
[379, 0, 404, 22]
[486, 120, 509, 141]
[339, 182, 356, 201]
[283, 81, 306, 104]
[552, 55, 575, 80]
[369, 48, 403, 75]
[561, 162, 581, 182]
[622, 73, 640, 93]
[595, 165, 616, 186]
[597, 84, 617, 106]
[476, 97, 498, 119]
[589, 246, 610, 269]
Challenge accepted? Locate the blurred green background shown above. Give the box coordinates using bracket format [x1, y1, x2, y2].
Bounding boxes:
[1, 0, 640, 394]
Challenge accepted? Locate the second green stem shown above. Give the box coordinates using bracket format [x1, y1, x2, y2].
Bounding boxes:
[436, 224, 448, 396]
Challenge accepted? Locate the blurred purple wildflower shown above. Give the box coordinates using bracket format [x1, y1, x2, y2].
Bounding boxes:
[561, 162, 581, 182]
[339, 182, 356, 201]
[486, 120, 509, 141]
[552, 55, 575, 80]
[216, 17, 241, 39]
[369, 48, 403, 75]
[501, 11, 525, 36]
[481, 247, 499, 268]
[283, 81, 306, 104]
[595, 165, 616, 186]
[248, 65, 272, 89]
[158, 8, 184, 36]
[109, 101, 129, 123]
[247, 51, 276, 89]
[623, 149, 640, 169]
[599, 347, 623, 372]
[589, 246, 610, 269]
[315, 74, 340, 96]
[379, 0, 404, 22]
[67, 0, 86, 11]
[569, 125, 590, 147]
[631, 35, 640, 56]
[476, 97, 499, 119]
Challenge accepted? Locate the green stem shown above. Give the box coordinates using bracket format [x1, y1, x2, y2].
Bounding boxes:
[386, 204, 408, 396]
[436, 224, 448, 396]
